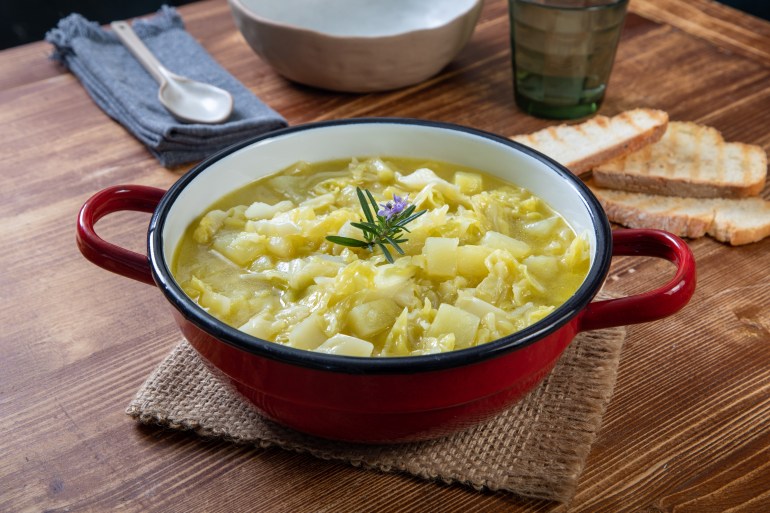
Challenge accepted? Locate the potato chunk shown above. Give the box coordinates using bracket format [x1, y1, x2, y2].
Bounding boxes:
[457, 245, 493, 279]
[348, 298, 402, 339]
[426, 303, 480, 349]
[314, 334, 374, 357]
[287, 313, 326, 350]
[454, 171, 483, 195]
[423, 237, 459, 279]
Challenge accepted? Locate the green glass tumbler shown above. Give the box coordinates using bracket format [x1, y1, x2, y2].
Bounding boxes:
[509, 0, 628, 119]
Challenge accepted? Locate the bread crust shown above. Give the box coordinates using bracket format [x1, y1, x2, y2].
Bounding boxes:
[590, 183, 770, 246]
[592, 172, 765, 199]
[511, 108, 669, 175]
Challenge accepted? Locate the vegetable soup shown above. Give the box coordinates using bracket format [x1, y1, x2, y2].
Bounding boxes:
[172, 157, 590, 357]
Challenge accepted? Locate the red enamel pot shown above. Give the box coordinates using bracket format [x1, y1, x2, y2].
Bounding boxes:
[77, 119, 696, 443]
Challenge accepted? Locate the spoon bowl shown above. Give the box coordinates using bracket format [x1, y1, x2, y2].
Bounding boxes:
[157, 71, 234, 124]
[111, 21, 234, 124]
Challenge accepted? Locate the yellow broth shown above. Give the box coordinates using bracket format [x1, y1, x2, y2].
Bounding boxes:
[172, 157, 590, 357]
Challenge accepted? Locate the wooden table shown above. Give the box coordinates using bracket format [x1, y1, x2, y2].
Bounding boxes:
[2, 0, 769, 511]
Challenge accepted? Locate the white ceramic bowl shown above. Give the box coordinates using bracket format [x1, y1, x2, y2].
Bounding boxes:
[228, 0, 483, 92]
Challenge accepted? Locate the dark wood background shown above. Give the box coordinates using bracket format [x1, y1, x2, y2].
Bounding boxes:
[2, 0, 769, 511]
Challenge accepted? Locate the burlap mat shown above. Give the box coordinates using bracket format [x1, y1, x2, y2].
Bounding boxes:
[127, 326, 625, 503]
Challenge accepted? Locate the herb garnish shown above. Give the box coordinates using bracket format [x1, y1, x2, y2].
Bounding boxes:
[326, 188, 427, 263]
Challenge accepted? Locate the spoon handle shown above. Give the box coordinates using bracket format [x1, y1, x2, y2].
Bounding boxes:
[110, 21, 169, 84]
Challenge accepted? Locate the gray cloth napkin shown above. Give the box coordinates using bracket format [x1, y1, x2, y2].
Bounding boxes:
[46, 6, 287, 167]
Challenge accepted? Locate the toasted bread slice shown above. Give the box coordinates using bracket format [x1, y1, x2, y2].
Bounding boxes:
[589, 182, 770, 245]
[593, 121, 768, 198]
[511, 108, 669, 175]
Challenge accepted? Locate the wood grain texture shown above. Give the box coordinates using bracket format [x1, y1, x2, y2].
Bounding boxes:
[1, 0, 769, 511]
[630, 0, 770, 65]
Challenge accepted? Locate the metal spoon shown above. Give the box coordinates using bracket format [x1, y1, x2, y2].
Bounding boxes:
[111, 21, 233, 124]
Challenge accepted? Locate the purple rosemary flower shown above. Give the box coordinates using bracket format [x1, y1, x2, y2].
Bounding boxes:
[378, 194, 409, 220]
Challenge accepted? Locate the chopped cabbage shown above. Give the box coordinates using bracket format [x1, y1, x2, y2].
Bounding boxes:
[245, 200, 294, 220]
[173, 157, 591, 357]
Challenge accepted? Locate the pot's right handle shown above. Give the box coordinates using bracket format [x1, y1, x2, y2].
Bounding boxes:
[76, 185, 166, 286]
[579, 229, 696, 332]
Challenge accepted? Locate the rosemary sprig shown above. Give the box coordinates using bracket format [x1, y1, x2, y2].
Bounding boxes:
[326, 187, 427, 263]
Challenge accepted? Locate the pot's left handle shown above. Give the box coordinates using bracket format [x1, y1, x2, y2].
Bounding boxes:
[77, 185, 166, 286]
